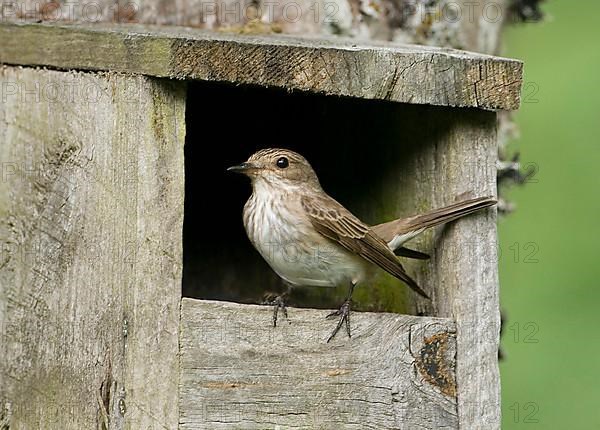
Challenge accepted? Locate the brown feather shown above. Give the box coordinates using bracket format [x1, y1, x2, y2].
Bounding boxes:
[372, 196, 497, 243]
[301, 194, 430, 299]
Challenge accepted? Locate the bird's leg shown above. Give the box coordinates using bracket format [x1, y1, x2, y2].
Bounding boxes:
[326, 282, 356, 342]
[262, 283, 293, 327]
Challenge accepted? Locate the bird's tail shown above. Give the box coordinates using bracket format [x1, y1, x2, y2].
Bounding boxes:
[372, 196, 497, 251]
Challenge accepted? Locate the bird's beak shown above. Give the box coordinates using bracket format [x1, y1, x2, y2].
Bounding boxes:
[227, 162, 258, 174]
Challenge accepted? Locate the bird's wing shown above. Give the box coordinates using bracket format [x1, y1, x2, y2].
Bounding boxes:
[301, 194, 430, 299]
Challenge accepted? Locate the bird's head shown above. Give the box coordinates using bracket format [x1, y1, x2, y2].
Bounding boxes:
[228, 148, 321, 190]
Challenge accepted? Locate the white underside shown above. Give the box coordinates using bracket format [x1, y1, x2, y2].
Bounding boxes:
[244, 180, 366, 288]
[386, 228, 425, 250]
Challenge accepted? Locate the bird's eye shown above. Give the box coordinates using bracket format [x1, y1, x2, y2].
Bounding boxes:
[276, 157, 289, 169]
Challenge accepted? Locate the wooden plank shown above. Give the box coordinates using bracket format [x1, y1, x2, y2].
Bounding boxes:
[431, 111, 500, 430]
[376, 107, 501, 429]
[0, 66, 186, 429]
[0, 22, 522, 110]
[179, 298, 458, 429]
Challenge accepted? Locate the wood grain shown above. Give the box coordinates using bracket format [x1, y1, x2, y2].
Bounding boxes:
[0, 66, 186, 429]
[374, 107, 501, 429]
[0, 22, 522, 110]
[429, 111, 501, 430]
[179, 298, 458, 429]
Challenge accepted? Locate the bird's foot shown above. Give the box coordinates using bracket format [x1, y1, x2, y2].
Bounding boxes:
[326, 300, 352, 342]
[262, 292, 290, 327]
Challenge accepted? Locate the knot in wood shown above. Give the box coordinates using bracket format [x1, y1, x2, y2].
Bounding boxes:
[415, 332, 456, 397]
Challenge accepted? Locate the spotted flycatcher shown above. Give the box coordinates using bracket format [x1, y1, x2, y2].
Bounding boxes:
[228, 148, 496, 341]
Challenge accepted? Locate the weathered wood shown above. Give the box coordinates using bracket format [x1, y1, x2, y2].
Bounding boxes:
[432, 112, 500, 430]
[179, 298, 458, 429]
[0, 22, 522, 110]
[0, 21, 507, 430]
[377, 107, 501, 429]
[0, 66, 186, 429]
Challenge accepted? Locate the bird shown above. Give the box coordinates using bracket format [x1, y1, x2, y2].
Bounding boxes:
[228, 148, 496, 342]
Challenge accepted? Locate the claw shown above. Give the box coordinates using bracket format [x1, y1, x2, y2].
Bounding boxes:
[325, 310, 340, 319]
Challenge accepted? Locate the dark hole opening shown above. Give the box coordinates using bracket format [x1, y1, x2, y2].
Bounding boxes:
[182, 81, 447, 311]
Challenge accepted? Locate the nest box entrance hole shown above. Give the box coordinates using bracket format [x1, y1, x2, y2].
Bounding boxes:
[182, 81, 453, 313]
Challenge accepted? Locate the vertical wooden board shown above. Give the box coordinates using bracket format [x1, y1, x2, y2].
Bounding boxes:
[377, 107, 500, 429]
[0, 66, 185, 429]
[431, 111, 500, 430]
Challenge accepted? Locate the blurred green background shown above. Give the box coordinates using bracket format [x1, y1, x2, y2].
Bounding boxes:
[500, 2, 600, 428]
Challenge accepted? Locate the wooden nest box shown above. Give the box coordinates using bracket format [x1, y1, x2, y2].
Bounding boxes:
[0, 22, 522, 429]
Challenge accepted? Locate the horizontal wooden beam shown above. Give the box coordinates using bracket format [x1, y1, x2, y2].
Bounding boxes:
[0, 22, 522, 110]
[179, 298, 458, 429]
